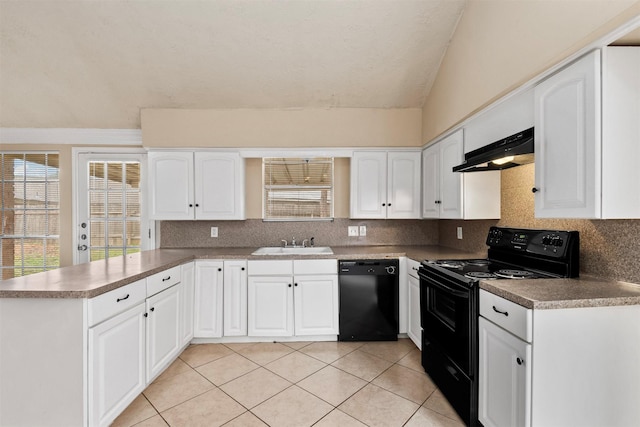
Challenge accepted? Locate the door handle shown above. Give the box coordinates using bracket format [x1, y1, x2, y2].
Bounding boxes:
[77, 244, 88, 251]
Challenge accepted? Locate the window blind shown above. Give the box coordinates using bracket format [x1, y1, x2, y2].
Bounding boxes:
[263, 158, 333, 220]
[1, 152, 60, 280]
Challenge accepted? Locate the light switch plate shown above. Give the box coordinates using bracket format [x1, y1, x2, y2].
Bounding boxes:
[457, 226, 463, 240]
[348, 226, 359, 237]
[359, 225, 367, 236]
[211, 227, 219, 238]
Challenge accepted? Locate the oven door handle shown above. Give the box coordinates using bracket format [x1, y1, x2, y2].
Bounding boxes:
[422, 277, 469, 299]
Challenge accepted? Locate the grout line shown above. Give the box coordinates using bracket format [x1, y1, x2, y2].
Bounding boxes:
[129, 340, 464, 427]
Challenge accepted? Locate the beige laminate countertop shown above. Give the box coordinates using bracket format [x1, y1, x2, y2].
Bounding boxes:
[0, 245, 485, 299]
[479, 276, 640, 309]
[3, 246, 639, 309]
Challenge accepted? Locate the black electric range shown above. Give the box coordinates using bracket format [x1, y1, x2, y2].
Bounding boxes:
[418, 226, 579, 426]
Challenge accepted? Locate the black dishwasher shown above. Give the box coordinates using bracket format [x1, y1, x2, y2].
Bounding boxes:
[338, 259, 399, 341]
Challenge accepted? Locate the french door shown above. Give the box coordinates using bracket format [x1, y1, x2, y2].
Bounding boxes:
[75, 152, 151, 264]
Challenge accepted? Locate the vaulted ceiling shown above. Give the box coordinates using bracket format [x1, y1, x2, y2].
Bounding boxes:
[0, 0, 466, 129]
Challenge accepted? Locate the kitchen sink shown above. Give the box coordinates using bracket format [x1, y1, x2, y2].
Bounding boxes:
[251, 246, 334, 255]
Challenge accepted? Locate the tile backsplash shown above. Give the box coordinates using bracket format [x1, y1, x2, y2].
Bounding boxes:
[160, 218, 439, 248]
[440, 164, 640, 284]
[161, 162, 640, 283]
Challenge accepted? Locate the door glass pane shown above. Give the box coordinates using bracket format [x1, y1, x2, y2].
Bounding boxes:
[107, 191, 123, 217]
[86, 160, 142, 262]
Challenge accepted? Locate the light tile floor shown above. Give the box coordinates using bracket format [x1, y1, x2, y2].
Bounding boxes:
[112, 339, 465, 427]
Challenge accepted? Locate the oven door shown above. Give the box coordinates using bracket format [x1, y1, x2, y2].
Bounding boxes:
[419, 266, 475, 376]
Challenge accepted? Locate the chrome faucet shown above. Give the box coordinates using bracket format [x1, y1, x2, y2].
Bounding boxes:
[291, 237, 297, 247]
[302, 239, 309, 248]
[281, 239, 288, 247]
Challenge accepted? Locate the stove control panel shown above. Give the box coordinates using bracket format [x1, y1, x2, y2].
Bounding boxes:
[486, 227, 578, 258]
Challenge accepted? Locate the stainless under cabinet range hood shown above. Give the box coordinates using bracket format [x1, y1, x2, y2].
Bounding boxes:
[453, 127, 534, 172]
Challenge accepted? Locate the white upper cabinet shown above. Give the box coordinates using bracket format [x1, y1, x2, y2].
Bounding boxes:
[534, 50, 601, 218]
[149, 152, 194, 220]
[194, 152, 245, 220]
[601, 47, 640, 218]
[422, 129, 500, 219]
[350, 150, 421, 219]
[534, 47, 640, 219]
[149, 151, 245, 220]
[439, 132, 464, 218]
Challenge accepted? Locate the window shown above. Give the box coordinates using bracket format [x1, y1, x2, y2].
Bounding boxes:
[263, 157, 333, 220]
[1, 152, 60, 280]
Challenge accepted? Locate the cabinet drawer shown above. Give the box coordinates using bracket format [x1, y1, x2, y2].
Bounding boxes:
[248, 260, 293, 276]
[147, 265, 181, 297]
[88, 279, 147, 327]
[293, 259, 337, 275]
[480, 289, 532, 342]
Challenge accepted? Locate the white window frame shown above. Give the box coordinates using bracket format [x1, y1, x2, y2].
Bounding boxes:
[262, 157, 335, 222]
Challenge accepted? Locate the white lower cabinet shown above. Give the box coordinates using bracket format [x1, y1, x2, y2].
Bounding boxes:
[194, 260, 224, 338]
[479, 289, 640, 427]
[248, 260, 338, 338]
[145, 283, 181, 382]
[223, 260, 248, 336]
[406, 259, 421, 349]
[478, 316, 531, 427]
[179, 261, 195, 347]
[294, 274, 339, 336]
[88, 302, 146, 427]
[248, 275, 294, 336]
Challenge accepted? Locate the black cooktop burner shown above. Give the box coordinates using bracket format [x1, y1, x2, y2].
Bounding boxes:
[423, 259, 552, 281]
[465, 271, 497, 280]
[495, 269, 537, 279]
[466, 260, 490, 266]
[435, 260, 465, 269]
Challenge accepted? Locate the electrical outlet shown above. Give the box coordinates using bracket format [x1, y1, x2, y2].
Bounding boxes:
[457, 226, 463, 240]
[348, 226, 359, 237]
[359, 225, 367, 236]
[210, 227, 218, 238]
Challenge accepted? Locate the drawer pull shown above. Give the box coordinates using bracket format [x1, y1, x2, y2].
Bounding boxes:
[162, 276, 171, 282]
[492, 306, 509, 316]
[116, 294, 130, 302]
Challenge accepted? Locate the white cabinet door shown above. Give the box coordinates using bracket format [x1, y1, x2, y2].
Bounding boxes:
[439, 130, 464, 219]
[148, 151, 194, 220]
[387, 151, 421, 219]
[293, 275, 339, 336]
[223, 260, 248, 336]
[350, 151, 387, 219]
[180, 262, 195, 347]
[479, 317, 531, 427]
[534, 50, 601, 218]
[601, 46, 640, 218]
[248, 276, 294, 336]
[88, 303, 146, 427]
[194, 152, 245, 220]
[146, 284, 181, 382]
[407, 270, 421, 350]
[421, 144, 440, 218]
[194, 261, 224, 338]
